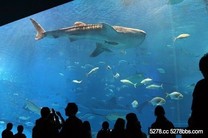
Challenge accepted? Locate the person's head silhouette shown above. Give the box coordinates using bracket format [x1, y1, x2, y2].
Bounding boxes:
[65, 102, 78, 116]
[102, 121, 109, 130]
[114, 118, 125, 130]
[154, 105, 165, 117]
[17, 125, 24, 133]
[199, 53, 208, 79]
[126, 112, 138, 122]
[40, 107, 51, 118]
[6, 122, 13, 130]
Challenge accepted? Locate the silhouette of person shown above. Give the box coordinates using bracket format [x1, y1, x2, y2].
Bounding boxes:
[182, 117, 194, 138]
[55, 110, 65, 125]
[96, 121, 111, 138]
[32, 107, 59, 138]
[125, 112, 147, 138]
[189, 53, 208, 137]
[81, 121, 92, 138]
[149, 105, 175, 138]
[110, 118, 127, 138]
[59, 102, 82, 138]
[14, 125, 26, 138]
[49, 108, 64, 131]
[1, 122, 13, 138]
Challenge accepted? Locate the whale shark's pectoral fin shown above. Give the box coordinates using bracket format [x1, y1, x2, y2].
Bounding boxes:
[90, 43, 112, 57]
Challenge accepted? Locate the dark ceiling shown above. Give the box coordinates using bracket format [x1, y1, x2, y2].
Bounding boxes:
[0, 0, 73, 26]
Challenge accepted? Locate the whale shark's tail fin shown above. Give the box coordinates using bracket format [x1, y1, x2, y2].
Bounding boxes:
[30, 18, 46, 40]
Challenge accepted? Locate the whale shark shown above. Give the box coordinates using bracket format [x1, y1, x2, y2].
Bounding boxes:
[23, 100, 41, 115]
[77, 96, 131, 121]
[30, 18, 146, 57]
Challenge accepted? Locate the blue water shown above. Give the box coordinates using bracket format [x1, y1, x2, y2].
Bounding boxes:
[1, 0, 208, 137]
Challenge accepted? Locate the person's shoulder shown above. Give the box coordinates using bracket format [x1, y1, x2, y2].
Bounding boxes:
[66, 116, 82, 124]
[167, 120, 175, 127]
[142, 131, 147, 138]
[196, 79, 206, 85]
[2, 129, 6, 133]
[14, 133, 26, 138]
[150, 122, 157, 128]
[193, 79, 207, 91]
[75, 116, 82, 123]
[98, 129, 104, 132]
[35, 117, 43, 123]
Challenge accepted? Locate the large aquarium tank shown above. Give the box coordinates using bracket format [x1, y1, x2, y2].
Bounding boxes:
[1, 0, 208, 137]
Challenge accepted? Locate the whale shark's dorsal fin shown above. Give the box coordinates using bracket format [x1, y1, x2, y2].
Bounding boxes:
[101, 23, 118, 35]
[90, 43, 112, 57]
[74, 21, 87, 26]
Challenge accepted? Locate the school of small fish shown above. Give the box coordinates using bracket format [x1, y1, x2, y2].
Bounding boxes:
[58, 31, 190, 113]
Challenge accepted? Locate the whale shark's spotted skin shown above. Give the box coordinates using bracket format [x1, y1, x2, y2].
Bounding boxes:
[30, 18, 146, 57]
[63, 24, 103, 32]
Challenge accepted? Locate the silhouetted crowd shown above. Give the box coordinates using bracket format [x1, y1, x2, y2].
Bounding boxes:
[2, 53, 208, 138]
[2, 123, 26, 138]
[2, 103, 172, 138]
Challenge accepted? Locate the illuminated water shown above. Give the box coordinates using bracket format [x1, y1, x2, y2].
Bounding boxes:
[1, 0, 208, 137]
